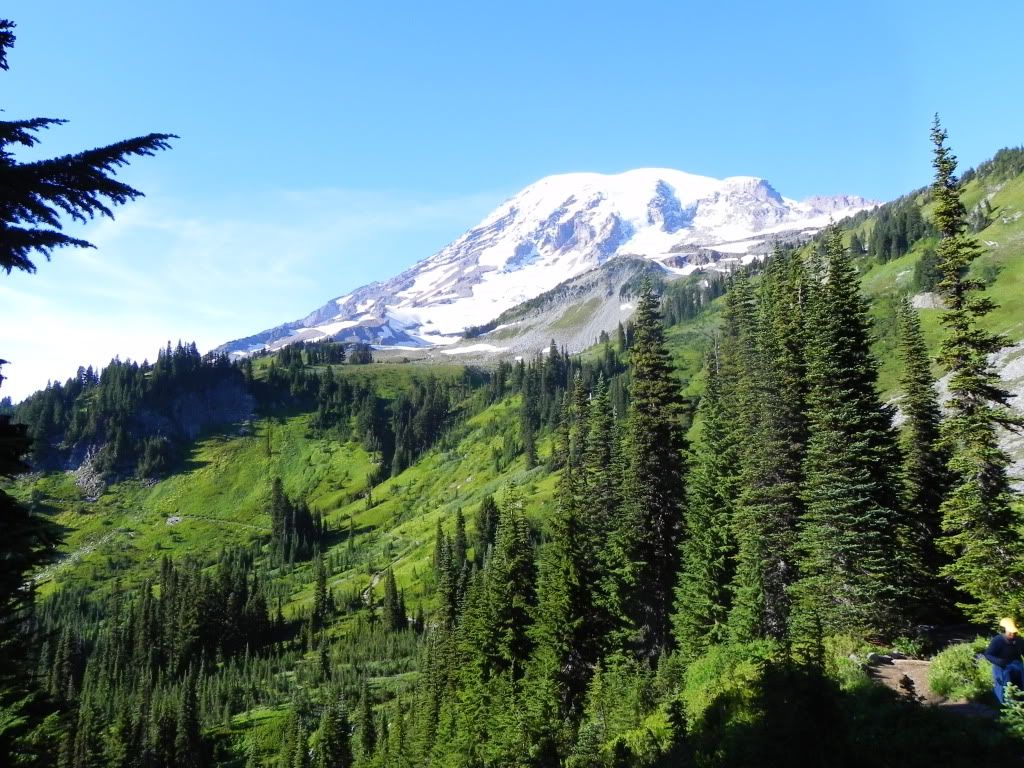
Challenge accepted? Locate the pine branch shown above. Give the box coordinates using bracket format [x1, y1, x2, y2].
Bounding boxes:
[0, 117, 67, 154]
[0, 20, 14, 71]
[0, 133, 176, 273]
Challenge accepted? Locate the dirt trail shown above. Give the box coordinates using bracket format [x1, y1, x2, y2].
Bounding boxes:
[867, 656, 997, 719]
[177, 514, 269, 532]
[33, 532, 117, 583]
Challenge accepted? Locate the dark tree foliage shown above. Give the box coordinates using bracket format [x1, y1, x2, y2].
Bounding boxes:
[611, 282, 686, 659]
[314, 698, 354, 768]
[867, 196, 932, 263]
[960, 145, 1024, 185]
[473, 494, 500, 564]
[526, 382, 612, 752]
[15, 342, 243, 477]
[382, 569, 407, 632]
[792, 227, 911, 642]
[674, 350, 739, 661]
[0, 362, 62, 763]
[914, 246, 943, 292]
[660, 271, 728, 326]
[268, 477, 325, 564]
[358, 681, 377, 759]
[895, 297, 949, 607]
[348, 343, 374, 365]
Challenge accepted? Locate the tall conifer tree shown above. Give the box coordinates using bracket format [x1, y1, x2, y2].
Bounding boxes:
[314, 699, 353, 768]
[673, 350, 738, 660]
[174, 673, 205, 768]
[930, 118, 1024, 620]
[526, 380, 614, 756]
[611, 282, 686, 658]
[730, 252, 808, 642]
[792, 227, 910, 641]
[896, 296, 949, 607]
[718, 273, 770, 641]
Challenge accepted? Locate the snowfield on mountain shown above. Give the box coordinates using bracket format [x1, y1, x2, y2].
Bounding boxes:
[218, 168, 875, 356]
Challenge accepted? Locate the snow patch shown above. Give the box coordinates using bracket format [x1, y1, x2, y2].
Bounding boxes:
[709, 238, 765, 254]
[441, 343, 508, 355]
[312, 319, 359, 336]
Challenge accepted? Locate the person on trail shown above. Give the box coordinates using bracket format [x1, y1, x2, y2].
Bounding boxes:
[984, 617, 1024, 704]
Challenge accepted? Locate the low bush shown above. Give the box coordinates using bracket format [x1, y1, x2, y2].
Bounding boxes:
[928, 640, 991, 701]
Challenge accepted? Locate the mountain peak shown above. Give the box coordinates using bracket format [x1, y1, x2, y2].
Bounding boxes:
[217, 168, 877, 357]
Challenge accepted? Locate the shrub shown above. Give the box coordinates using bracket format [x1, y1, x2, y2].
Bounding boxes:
[681, 639, 784, 725]
[822, 634, 875, 691]
[1001, 684, 1024, 736]
[928, 640, 991, 701]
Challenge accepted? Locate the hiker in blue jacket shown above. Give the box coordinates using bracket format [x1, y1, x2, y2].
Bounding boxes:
[985, 617, 1024, 704]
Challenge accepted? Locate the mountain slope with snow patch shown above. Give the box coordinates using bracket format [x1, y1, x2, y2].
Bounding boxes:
[218, 168, 876, 356]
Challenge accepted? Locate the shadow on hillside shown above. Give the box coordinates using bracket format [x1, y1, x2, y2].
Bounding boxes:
[320, 519, 375, 552]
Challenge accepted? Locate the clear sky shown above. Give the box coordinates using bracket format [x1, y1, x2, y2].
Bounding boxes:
[2, 0, 1022, 401]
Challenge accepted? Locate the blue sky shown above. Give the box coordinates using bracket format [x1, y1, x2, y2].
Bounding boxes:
[2, 0, 1022, 401]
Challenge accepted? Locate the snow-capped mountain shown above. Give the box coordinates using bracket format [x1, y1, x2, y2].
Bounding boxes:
[218, 168, 876, 356]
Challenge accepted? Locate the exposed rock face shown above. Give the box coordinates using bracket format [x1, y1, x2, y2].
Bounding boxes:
[216, 168, 876, 357]
[995, 341, 1024, 490]
[915, 339, 1024, 492]
[912, 292, 945, 309]
[137, 380, 256, 442]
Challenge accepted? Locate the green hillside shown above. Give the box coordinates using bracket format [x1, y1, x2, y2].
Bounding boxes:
[5, 147, 1024, 767]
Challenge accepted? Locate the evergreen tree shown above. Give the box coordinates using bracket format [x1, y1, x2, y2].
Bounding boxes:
[582, 376, 619, 544]
[791, 227, 910, 642]
[730, 254, 807, 642]
[521, 404, 537, 469]
[0, 22, 170, 762]
[292, 726, 310, 768]
[358, 682, 377, 760]
[714, 273, 766, 641]
[0, 361, 60, 762]
[270, 477, 289, 547]
[313, 554, 330, 630]
[611, 282, 686, 658]
[930, 117, 1024, 620]
[279, 712, 302, 768]
[896, 296, 949, 606]
[485, 495, 537, 677]
[452, 509, 468, 570]
[581, 374, 620, 646]
[435, 530, 458, 629]
[174, 673, 205, 768]
[314, 699, 353, 768]
[569, 372, 590, 471]
[382, 569, 404, 632]
[673, 351, 738, 660]
[473, 495, 500, 564]
[525, 388, 600, 758]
